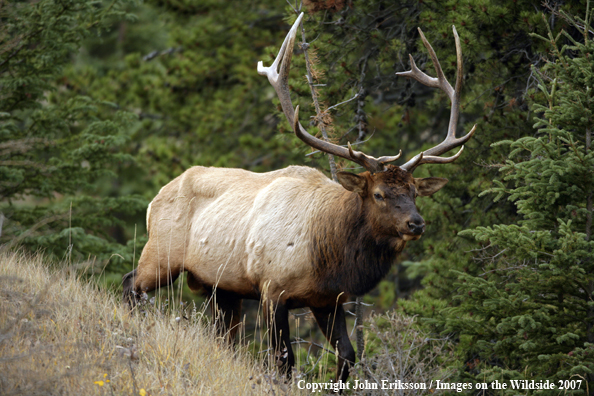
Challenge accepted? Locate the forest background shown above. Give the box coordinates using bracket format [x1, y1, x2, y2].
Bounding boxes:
[2, 0, 594, 391]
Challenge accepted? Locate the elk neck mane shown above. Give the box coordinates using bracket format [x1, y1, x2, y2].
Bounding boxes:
[308, 185, 406, 297]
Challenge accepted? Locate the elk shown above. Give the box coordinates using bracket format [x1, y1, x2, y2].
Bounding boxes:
[122, 13, 476, 385]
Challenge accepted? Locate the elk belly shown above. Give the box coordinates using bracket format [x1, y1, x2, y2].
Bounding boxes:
[244, 176, 320, 296]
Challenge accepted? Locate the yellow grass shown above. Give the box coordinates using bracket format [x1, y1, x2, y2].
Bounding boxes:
[0, 251, 304, 395]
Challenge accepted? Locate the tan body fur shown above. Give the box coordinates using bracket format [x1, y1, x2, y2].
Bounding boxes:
[137, 165, 354, 306]
[124, 161, 450, 385]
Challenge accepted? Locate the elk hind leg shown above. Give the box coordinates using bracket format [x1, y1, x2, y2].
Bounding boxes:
[209, 288, 243, 344]
[264, 300, 295, 378]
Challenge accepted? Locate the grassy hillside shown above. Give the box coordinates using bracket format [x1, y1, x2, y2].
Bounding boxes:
[0, 252, 299, 395]
[0, 251, 454, 395]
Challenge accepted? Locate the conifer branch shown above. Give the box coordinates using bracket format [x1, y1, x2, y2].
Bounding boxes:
[326, 93, 360, 113]
[586, 127, 592, 242]
[356, 54, 370, 142]
[298, 18, 338, 181]
[0, 213, 70, 254]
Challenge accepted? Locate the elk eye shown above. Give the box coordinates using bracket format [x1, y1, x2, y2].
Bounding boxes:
[374, 193, 384, 201]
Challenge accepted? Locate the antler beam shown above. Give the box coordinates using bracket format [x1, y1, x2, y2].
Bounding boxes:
[258, 13, 401, 174]
[396, 26, 477, 172]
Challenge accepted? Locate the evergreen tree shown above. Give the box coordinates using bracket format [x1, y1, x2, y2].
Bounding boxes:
[62, 0, 305, 191]
[443, 4, 594, 391]
[0, 0, 145, 267]
[50, 1, 314, 269]
[396, 0, 552, 321]
[296, 0, 553, 311]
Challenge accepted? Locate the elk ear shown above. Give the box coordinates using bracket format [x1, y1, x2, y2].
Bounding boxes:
[414, 177, 449, 197]
[337, 172, 367, 195]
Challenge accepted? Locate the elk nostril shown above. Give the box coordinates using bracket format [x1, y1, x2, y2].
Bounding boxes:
[407, 221, 425, 235]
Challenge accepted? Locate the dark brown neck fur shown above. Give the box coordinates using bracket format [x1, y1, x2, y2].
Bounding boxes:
[309, 189, 406, 297]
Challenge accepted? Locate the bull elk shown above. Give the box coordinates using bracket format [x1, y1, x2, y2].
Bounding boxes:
[123, 13, 476, 385]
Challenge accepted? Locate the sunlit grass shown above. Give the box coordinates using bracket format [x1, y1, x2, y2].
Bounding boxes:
[0, 250, 455, 395]
[0, 251, 302, 395]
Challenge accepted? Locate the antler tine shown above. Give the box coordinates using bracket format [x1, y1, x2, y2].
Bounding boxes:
[259, 13, 401, 174]
[347, 142, 402, 167]
[257, 13, 304, 127]
[397, 26, 477, 173]
[396, 28, 454, 100]
[292, 105, 401, 173]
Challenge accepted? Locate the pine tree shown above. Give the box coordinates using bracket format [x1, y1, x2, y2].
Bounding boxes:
[296, 0, 553, 313]
[50, 1, 315, 266]
[62, 0, 306, 190]
[396, 0, 552, 322]
[0, 0, 145, 267]
[443, 3, 594, 391]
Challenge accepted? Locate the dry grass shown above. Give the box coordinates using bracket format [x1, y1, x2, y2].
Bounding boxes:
[0, 250, 456, 395]
[0, 251, 304, 396]
[351, 312, 455, 395]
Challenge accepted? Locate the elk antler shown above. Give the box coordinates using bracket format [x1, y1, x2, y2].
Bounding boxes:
[396, 26, 477, 173]
[257, 13, 401, 174]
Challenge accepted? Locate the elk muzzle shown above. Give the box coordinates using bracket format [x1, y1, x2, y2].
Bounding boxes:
[406, 214, 425, 236]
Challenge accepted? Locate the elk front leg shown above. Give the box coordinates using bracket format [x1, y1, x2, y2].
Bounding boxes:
[122, 268, 139, 307]
[264, 300, 295, 378]
[311, 305, 356, 384]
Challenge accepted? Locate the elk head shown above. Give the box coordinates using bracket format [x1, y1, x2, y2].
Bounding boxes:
[258, 13, 476, 241]
[335, 165, 447, 241]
